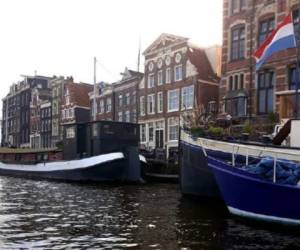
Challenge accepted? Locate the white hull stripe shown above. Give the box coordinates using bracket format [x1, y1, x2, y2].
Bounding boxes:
[228, 206, 300, 226]
[0, 152, 125, 172]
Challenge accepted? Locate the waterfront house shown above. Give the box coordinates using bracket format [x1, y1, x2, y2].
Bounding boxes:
[220, 0, 300, 120]
[139, 33, 220, 159]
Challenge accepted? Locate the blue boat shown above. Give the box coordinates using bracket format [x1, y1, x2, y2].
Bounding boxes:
[183, 130, 300, 225]
[208, 155, 300, 226]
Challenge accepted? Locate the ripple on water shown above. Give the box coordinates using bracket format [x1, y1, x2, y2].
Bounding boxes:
[0, 178, 297, 249]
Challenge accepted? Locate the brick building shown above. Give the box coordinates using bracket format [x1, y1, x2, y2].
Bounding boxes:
[40, 101, 52, 148]
[2, 75, 52, 147]
[29, 87, 52, 148]
[113, 68, 143, 123]
[89, 68, 143, 123]
[50, 76, 73, 147]
[61, 82, 93, 125]
[220, 0, 300, 120]
[90, 82, 114, 121]
[139, 33, 220, 158]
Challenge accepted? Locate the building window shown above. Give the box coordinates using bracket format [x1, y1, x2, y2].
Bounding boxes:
[231, 0, 239, 14]
[181, 85, 194, 110]
[293, 9, 300, 39]
[69, 108, 74, 118]
[231, 0, 246, 14]
[231, 26, 245, 61]
[118, 94, 123, 107]
[148, 74, 155, 88]
[125, 93, 130, 106]
[258, 18, 275, 46]
[229, 76, 233, 90]
[174, 65, 183, 81]
[106, 98, 112, 113]
[125, 110, 130, 122]
[158, 70, 163, 85]
[99, 100, 104, 114]
[118, 111, 123, 122]
[132, 110, 137, 123]
[157, 92, 163, 113]
[257, 70, 274, 114]
[140, 96, 145, 116]
[147, 94, 155, 114]
[132, 91, 136, 105]
[240, 0, 246, 10]
[225, 97, 247, 117]
[168, 89, 179, 112]
[148, 122, 154, 142]
[140, 124, 146, 142]
[240, 74, 244, 89]
[65, 89, 70, 105]
[228, 74, 244, 90]
[168, 117, 179, 141]
[166, 68, 171, 83]
[288, 67, 300, 90]
[66, 127, 75, 139]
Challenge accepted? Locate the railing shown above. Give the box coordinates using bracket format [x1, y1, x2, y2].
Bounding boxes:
[181, 129, 300, 184]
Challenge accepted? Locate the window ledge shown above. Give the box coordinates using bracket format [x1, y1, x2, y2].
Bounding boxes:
[168, 109, 179, 113]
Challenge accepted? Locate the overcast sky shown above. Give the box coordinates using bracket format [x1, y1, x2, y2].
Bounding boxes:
[0, 0, 222, 99]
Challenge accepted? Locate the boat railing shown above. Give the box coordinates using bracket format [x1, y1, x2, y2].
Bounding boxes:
[181, 130, 296, 184]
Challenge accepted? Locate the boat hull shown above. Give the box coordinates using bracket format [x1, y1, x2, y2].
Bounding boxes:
[0, 152, 145, 183]
[0, 159, 126, 182]
[180, 141, 220, 197]
[209, 157, 300, 225]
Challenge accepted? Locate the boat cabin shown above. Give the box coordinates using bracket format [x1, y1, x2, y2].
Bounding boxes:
[63, 121, 139, 160]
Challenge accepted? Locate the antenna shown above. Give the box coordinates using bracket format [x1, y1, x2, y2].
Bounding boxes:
[137, 34, 141, 72]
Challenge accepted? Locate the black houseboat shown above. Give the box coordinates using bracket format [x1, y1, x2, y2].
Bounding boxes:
[0, 121, 145, 182]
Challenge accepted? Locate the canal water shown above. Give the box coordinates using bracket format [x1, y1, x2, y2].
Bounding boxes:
[0, 177, 299, 249]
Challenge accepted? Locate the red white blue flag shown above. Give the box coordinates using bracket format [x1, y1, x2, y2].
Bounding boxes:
[254, 13, 297, 71]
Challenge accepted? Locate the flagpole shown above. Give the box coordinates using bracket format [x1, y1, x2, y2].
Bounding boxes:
[293, 10, 300, 119]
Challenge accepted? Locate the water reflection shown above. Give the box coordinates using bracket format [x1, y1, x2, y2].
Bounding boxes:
[0, 177, 298, 249]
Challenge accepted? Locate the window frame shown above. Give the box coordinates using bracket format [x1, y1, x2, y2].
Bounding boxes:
[157, 92, 163, 113]
[174, 64, 183, 82]
[168, 89, 179, 112]
[148, 73, 155, 88]
[147, 94, 155, 115]
[230, 25, 245, 61]
[181, 85, 194, 110]
[257, 69, 275, 115]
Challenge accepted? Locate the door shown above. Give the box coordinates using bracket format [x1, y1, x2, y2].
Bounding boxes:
[155, 129, 164, 148]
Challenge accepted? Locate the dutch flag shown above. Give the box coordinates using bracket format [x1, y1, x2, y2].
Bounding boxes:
[254, 13, 297, 71]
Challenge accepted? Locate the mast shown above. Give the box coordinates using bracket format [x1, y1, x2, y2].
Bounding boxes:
[93, 57, 97, 121]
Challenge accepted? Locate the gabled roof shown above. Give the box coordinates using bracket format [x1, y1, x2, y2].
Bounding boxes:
[143, 33, 188, 55]
[66, 82, 93, 107]
[120, 67, 144, 81]
[187, 47, 219, 83]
